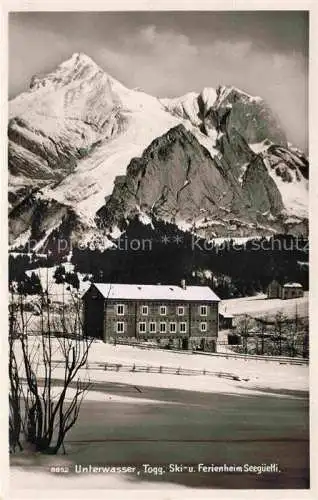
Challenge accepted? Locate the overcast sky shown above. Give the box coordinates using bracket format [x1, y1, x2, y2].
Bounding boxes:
[9, 11, 308, 150]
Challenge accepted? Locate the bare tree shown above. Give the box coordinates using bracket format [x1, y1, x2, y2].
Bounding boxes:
[9, 287, 93, 455]
[272, 311, 288, 356]
[284, 307, 309, 358]
[9, 297, 23, 453]
[234, 314, 254, 354]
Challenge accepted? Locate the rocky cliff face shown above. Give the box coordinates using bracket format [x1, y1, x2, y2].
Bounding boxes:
[97, 125, 245, 231]
[96, 124, 303, 238]
[96, 87, 308, 238]
[211, 85, 288, 145]
[8, 53, 308, 251]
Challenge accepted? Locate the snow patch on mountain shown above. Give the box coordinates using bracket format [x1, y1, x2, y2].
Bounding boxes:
[249, 140, 272, 154]
[238, 163, 249, 185]
[160, 92, 200, 126]
[160, 87, 217, 126]
[137, 210, 154, 227]
[32, 222, 62, 253]
[200, 87, 218, 109]
[11, 228, 32, 249]
[217, 85, 263, 105]
[175, 219, 193, 233]
[43, 99, 182, 221]
[262, 156, 308, 218]
[211, 236, 271, 246]
[183, 121, 218, 156]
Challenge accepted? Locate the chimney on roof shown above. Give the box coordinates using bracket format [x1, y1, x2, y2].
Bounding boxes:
[181, 279, 186, 290]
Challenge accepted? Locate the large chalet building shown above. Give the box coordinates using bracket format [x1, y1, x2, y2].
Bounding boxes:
[82, 281, 220, 351]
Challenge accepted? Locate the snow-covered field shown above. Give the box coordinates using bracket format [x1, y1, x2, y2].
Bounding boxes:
[10, 338, 308, 497]
[10, 469, 186, 498]
[87, 343, 308, 393]
[221, 292, 308, 319]
[13, 337, 309, 393]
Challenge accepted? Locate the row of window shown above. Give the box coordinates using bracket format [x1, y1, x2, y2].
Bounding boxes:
[116, 304, 208, 316]
[115, 321, 208, 334]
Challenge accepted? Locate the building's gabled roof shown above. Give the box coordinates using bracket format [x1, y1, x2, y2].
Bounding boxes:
[87, 283, 220, 302]
[282, 282, 303, 288]
[219, 305, 234, 318]
[268, 279, 304, 288]
[219, 311, 234, 319]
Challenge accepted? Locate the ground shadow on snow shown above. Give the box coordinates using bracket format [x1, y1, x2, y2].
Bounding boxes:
[11, 380, 309, 489]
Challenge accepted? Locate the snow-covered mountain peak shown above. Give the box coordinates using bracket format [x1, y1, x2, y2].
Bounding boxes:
[29, 52, 104, 92]
[215, 84, 263, 106]
[161, 85, 261, 126]
[160, 87, 218, 130]
[12, 51, 166, 120]
[61, 51, 97, 69]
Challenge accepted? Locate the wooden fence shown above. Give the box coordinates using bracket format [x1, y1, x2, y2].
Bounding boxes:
[51, 359, 249, 382]
[108, 339, 309, 365]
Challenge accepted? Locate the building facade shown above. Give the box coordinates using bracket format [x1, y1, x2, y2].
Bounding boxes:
[267, 280, 304, 300]
[219, 311, 234, 330]
[280, 283, 304, 300]
[267, 279, 281, 299]
[82, 282, 220, 351]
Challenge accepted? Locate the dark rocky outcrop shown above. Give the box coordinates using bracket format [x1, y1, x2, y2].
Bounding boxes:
[212, 85, 288, 145]
[96, 124, 294, 237]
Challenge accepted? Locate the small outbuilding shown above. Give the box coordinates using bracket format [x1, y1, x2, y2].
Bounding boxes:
[219, 310, 234, 330]
[280, 282, 304, 300]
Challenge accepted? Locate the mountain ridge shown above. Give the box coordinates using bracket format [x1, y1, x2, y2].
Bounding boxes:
[8, 52, 308, 252]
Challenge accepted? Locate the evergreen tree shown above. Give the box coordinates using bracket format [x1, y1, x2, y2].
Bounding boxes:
[53, 265, 66, 284]
[65, 272, 80, 290]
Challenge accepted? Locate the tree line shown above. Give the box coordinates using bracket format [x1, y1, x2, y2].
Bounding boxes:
[9, 217, 309, 299]
[70, 219, 308, 298]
